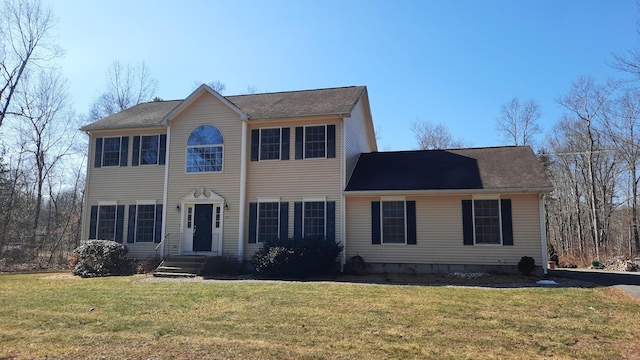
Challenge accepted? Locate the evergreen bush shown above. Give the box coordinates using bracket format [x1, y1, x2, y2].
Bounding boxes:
[517, 256, 536, 275]
[71, 240, 134, 278]
[252, 236, 343, 278]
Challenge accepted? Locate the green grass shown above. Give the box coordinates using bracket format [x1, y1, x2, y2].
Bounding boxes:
[0, 273, 639, 359]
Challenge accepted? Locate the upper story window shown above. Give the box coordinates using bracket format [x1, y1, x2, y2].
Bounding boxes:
[294, 125, 336, 160]
[250, 128, 290, 161]
[94, 136, 128, 168]
[186, 125, 224, 173]
[140, 135, 159, 165]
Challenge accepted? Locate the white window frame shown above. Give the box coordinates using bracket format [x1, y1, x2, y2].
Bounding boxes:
[96, 201, 118, 240]
[259, 127, 282, 161]
[185, 125, 224, 173]
[139, 134, 160, 166]
[102, 137, 122, 167]
[303, 125, 327, 159]
[471, 196, 503, 246]
[302, 198, 326, 238]
[257, 200, 280, 242]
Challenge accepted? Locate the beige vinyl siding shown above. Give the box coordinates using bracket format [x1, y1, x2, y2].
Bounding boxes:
[345, 193, 543, 266]
[344, 99, 374, 184]
[164, 92, 243, 257]
[82, 128, 167, 257]
[244, 118, 343, 259]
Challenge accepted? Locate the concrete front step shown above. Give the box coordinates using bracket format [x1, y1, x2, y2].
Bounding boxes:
[153, 256, 208, 277]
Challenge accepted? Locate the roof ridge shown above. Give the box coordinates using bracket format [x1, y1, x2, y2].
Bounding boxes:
[225, 85, 365, 98]
[370, 145, 529, 154]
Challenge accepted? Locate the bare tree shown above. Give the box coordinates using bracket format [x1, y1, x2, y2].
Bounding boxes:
[192, 80, 226, 94]
[0, 0, 59, 129]
[495, 97, 542, 146]
[242, 84, 259, 95]
[556, 75, 621, 261]
[410, 119, 468, 150]
[88, 61, 158, 121]
[12, 69, 76, 251]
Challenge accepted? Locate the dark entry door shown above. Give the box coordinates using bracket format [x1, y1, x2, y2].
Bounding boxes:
[193, 204, 213, 252]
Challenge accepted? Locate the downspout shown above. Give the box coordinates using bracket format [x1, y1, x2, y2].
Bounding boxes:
[539, 193, 548, 274]
[341, 117, 347, 271]
[160, 126, 171, 259]
[237, 120, 248, 262]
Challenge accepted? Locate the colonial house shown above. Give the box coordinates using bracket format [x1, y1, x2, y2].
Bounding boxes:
[80, 85, 553, 274]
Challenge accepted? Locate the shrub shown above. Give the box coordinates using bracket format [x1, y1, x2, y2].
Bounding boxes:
[252, 237, 343, 278]
[547, 241, 559, 265]
[134, 258, 162, 274]
[71, 240, 134, 278]
[201, 256, 244, 277]
[517, 256, 536, 275]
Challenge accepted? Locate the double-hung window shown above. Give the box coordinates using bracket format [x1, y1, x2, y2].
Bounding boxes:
[140, 135, 159, 165]
[135, 204, 156, 242]
[303, 201, 326, 238]
[102, 137, 122, 166]
[97, 205, 117, 240]
[462, 198, 513, 246]
[258, 202, 280, 242]
[371, 200, 417, 245]
[294, 125, 336, 159]
[186, 125, 224, 172]
[260, 128, 281, 160]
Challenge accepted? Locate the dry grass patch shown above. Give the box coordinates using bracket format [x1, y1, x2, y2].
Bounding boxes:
[0, 272, 638, 359]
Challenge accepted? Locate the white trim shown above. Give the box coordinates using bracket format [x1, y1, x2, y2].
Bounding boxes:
[258, 127, 283, 161]
[181, 188, 226, 203]
[302, 124, 329, 160]
[101, 136, 123, 167]
[238, 120, 248, 262]
[138, 134, 161, 166]
[136, 200, 157, 205]
[80, 134, 91, 241]
[380, 195, 406, 201]
[471, 199, 503, 246]
[341, 117, 347, 268]
[161, 126, 170, 258]
[98, 201, 117, 206]
[161, 84, 248, 124]
[471, 194, 501, 200]
[255, 201, 281, 243]
[303, 196, 327, 202]
[257, 197, 281, 203]
[540, 194, 549, 274]
[380, 200, 408, 245]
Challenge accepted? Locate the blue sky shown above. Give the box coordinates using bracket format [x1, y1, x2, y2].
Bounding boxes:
[51, 0, 638, 151]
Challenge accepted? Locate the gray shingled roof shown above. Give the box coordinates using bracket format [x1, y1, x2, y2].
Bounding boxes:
[345, 146, 553, 192]
[80, 86, 366, 131]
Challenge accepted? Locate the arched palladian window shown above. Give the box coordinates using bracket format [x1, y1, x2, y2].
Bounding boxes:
[186, 125, 224, 172]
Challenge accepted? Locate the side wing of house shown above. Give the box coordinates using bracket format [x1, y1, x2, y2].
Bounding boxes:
[81, 126, 168, 258]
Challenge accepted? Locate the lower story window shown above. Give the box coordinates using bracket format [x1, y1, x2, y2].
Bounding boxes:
[136, 205, 156, 242]
[97, 205, 117, 240]
[304, 201, 325, 238]
[382, 201, 406, 244]
[258, 202, 279, 242]
[474, 200, 501, 245]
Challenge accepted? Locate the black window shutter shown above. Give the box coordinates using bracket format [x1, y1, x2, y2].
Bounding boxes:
[294, 202, 302, 238]
[371, 201, 381, 244]
[154, 204, 163, 243]
[327, 124, 336, 158]
[462, 200, 474, 245]
[281, 128, 290, 160]
[326, 201, 336, 241]
[295, 127, 303, 159]
[158, 134, 167, 165]
[501, 199, 513, 245]
[406, 201, 417, 245]
[120, 137, 129, 167]
[279, 202, 289, 240]
[115, 205, 125, 243]
[132, 136, 140, 166]
[94, 138, 103, 168]
[248, 202, 257, 243]
[127, 205, 136, 243]
[89, 205, 98, 239]
[250, 129, 259, 161]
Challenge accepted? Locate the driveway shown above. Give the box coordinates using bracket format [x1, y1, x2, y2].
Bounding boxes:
[549, 268, 640, 300]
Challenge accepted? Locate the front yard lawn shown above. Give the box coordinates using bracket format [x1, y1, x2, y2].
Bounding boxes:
[0, 272, 638, 359]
